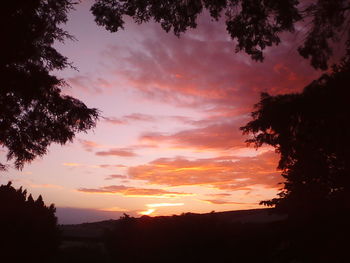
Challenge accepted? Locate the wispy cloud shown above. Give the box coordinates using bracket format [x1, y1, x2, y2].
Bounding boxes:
[98, 164, 127, 169]
[105, 174, 128, 180]
[103, 117, 128, 125]
[96, 148, 137, 157]
[103, 113, 156, 125]
[79, 139, 103, 151]
[66, 74, 111, 95]
[124, 113, 155, 122]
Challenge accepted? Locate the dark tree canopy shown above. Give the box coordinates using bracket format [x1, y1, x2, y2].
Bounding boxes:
[0, 182, 60, 262]
[241, 55, 350, 217]
[91, 0, 350, 70]
[0, 0, 99, 170]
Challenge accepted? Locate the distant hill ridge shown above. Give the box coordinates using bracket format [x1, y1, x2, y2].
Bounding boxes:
[60, 208, 285, 239]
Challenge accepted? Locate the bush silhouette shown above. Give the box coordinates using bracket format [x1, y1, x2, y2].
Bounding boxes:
[0, 182, 60, 263]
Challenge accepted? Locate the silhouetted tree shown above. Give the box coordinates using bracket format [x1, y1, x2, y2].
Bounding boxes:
[0, 0, 99, 170]
[91, 0, 350, 70]
[241, 54, 350, 218]
[0, 182, 60, 263]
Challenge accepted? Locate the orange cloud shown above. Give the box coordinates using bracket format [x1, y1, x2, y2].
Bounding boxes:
[128, 151, 281, 190]
[79, 139, 103, 151]
[78, 185, 192, 198]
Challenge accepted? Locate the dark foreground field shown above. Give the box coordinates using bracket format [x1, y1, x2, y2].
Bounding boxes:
[55, 208, 349, 263]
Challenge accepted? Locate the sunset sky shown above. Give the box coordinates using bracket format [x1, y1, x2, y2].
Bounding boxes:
[0, 0, 322, 224]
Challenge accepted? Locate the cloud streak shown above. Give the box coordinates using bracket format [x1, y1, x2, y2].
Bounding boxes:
[105, 174, 128, 180]
[201, 199, 256, 205]
[66, 74, 112, 95]
[96, 148, 137, 157]
[103, 113, 156, 125]
[78, 185, 192, 198]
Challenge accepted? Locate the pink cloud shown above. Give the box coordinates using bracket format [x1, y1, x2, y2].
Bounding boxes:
[140, 120, 245, 150]
[96, 148, 137, 157]
[124, 113, 155, 122]
[103, 117, 128, 125]
[103, 113, 156, 125]
[105, 174, 128, 180]
[104, 15, 320, 117]
[66, 75, 111, 95]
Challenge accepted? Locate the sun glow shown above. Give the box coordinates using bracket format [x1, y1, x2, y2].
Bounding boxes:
[139, 209, 156, 215]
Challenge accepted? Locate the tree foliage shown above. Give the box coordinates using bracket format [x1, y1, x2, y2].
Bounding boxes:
[0, 0, 99, 170]
[91, 0, 350, 70]
[241, 55, 350, 217]
[0, 182, 60, 262]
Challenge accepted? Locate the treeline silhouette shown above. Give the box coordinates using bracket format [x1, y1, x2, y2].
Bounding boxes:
[0, 182, 59, 263]
[67, 210, 349, 263]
